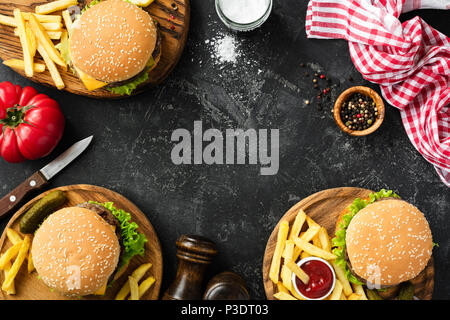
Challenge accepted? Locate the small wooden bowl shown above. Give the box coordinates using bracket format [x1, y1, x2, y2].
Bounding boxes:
[333, 86, 385, 136]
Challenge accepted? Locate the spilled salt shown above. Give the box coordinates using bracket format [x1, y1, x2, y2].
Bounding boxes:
[208, 33, 240, 64]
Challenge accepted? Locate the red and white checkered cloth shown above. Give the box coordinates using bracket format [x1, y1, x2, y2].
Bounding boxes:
[306, 0, 450, 186]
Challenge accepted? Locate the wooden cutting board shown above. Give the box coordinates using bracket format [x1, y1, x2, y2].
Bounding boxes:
[0, 0, 190, 98]
[0, 184, 163, 300]
[262, 187, 434, 300]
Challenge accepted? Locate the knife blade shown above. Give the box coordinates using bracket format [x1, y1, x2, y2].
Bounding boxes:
[0, 136, 93, 218]
[40, 135, 93, 180]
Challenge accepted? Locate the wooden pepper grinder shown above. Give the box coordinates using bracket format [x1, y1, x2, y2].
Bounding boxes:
[162, 234, 218, 300]
[203, 271, 250, 300]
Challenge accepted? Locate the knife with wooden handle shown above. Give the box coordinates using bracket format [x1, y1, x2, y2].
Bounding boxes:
[0, 136, 93, 219]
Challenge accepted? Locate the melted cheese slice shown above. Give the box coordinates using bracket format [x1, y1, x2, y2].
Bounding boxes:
[74, 66, 108, 91]
[94, 281, 107, 295]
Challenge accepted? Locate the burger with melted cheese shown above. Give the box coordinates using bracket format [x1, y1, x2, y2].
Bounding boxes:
[332, 189, 433, 298]
[67, 0, 161, 95]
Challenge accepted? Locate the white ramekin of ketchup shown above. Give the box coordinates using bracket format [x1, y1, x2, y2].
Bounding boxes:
[291, 257, 336, 300]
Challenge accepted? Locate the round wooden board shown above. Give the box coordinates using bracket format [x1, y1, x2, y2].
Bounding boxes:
[0, 184, 163, 300]
[262, 187, 434, 300]
[0, 0, 190, 98]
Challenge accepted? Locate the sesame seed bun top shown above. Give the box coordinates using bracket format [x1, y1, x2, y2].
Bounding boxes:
[345, 199, 432, 286]
[31, 207, 120, 296]
[69, 0, 157, 82]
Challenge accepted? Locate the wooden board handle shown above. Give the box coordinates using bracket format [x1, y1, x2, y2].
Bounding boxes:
[0, 171, 47, 219]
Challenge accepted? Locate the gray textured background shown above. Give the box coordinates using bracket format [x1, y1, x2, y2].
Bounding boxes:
[0, 1, 449, 299]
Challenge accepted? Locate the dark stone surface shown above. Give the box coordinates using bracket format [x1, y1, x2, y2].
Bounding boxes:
[0, 1, 449, 299]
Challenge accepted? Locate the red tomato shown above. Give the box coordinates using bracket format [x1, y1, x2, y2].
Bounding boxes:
[0, 81, 65, 163]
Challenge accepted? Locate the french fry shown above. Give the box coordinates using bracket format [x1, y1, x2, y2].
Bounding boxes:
[329, 279, 343, 300]
[27, 247, 34, 273]
[5, 228, 23, 245]
[35, 0, 78, 15]
[40, 22, 63, 31]
[281, 239, 295, 291]
[29, 14, 66, 67]
[299, 222, 320, 243]
[306, 216, 319, 228]
[131, 263, 152, 280]
[288, 209, 306, 241]
[14, 28, 63, 40]
[47, 31, 62, 40]
[318, 227, 331, 253]
[289, 287, 305, 300]
[25, 23, 37, 57]
[23, 13, 62, 23]
[352, 283, 368, 300]
[1, 13, 61, 29]
[62, 10, 72, 32]
[2, 235, 31, 290]
[13, 9, 33, 77]
[269, 220, 289, 284]
[0, 14, 16, 27]
[294, 238, 337, 261]
[282, 240, 294, 260]
[286, 261, 310, 285]
[300, 251, 311, 259]
[136, 276, 155, 299]
[128, 276, 139, 300]
[348, 293, 362, 300]
[276, 282, 289, 294]
[274, 291, 297, 300]
[292, 247, 301, 262]
[37, 43, 65, 89]
[0, 242, 22, 270]
[3, 262, 15, 295]
[115, 263, 152, 300]
[280, 264, 292, 291]
[312, 234, 322, 248]
[331, 261, 353, 297]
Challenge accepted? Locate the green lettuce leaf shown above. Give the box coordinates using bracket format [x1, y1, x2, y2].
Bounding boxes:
[89, 201, 147, 271]
[107, 57, 155, 96]
[81, 0, 103, 14]
[107, 71, 149, 96]
[331, 189, 400, 285]
[55, 34, 71, 68]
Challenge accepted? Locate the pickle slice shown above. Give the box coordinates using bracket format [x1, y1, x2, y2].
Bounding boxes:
[19, 190, 67, 234]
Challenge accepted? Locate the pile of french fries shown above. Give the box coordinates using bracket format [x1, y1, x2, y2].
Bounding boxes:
[269, 209, 368, 300]
[0, 228, 35, 295]
[0, 0, 78, 89]
[115, 263, 156, 300]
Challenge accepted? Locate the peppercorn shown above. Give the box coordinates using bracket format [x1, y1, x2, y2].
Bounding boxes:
[339, 93, 377, 131]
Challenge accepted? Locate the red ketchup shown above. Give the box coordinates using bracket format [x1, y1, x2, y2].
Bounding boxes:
[295, 260, 334, 299]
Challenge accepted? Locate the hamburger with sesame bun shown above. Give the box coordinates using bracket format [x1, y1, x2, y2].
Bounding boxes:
[66, 0, 161, 95]
[332, 189, 433, 299]
[31, 202, 147, 296]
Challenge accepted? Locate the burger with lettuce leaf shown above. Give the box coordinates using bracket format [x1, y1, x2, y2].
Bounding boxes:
[62, 0, 161, 95]
[332, 189, 433, 298]
[31, 201, 147, 296]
